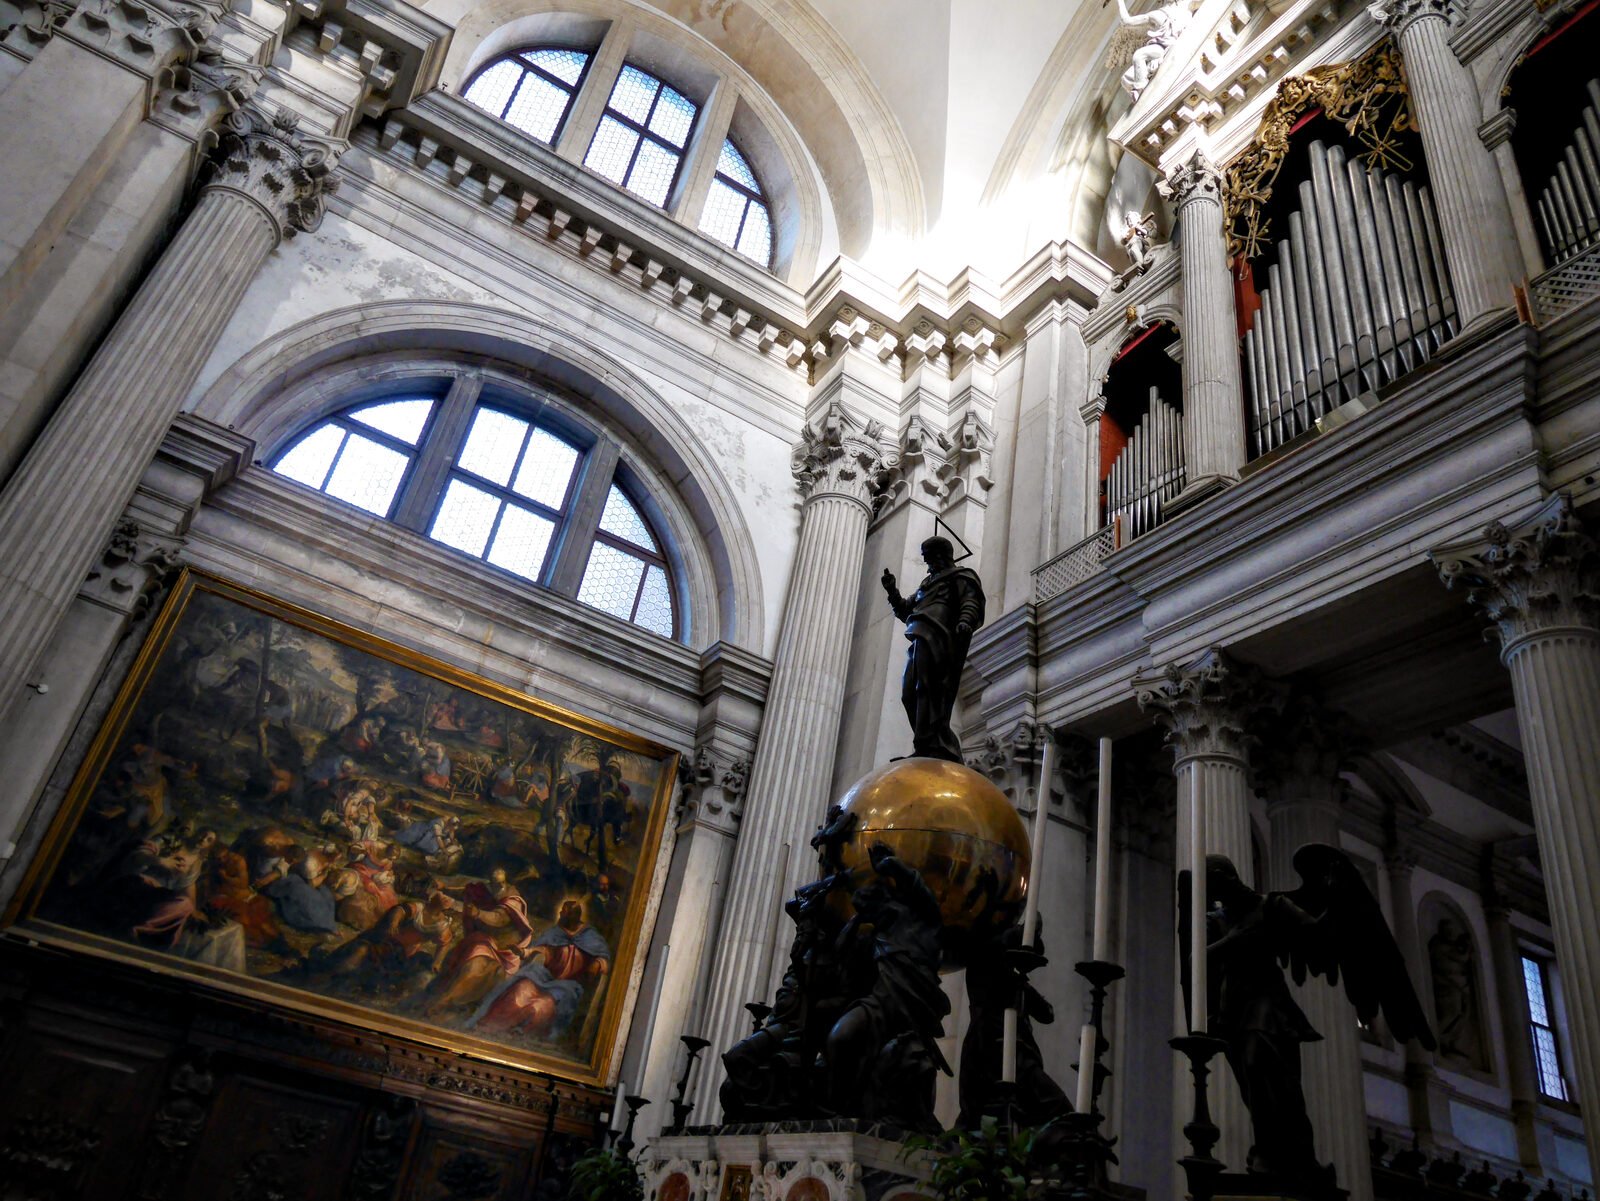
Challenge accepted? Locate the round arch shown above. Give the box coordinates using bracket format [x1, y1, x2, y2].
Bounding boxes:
[190, 299, 767, 654]
[421, 0, 923, 264]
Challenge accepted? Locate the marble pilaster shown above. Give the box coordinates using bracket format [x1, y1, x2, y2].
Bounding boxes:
[1383, 841, 1454, 1145]
[1258, 697, 1372, 1201]
[1482, 867, 1544, 1173]
[1159, 154, 1245, 502]
[694, 401, 888, 1116]
[1370, 0, 1522, 328]
[0, 0, 223, 321]
[0, 104, 340, 727]
[1432, 494, 1600, 1186]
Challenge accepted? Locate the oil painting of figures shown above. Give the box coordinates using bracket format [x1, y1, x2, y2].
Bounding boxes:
[14, 573, 675, 1083]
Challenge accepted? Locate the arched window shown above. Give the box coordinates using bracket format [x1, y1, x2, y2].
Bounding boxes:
[270, 382, 678, 639]
[463, 47, 591, 144]
[584, 63, 698, 209]
[699, 138, 772, 265]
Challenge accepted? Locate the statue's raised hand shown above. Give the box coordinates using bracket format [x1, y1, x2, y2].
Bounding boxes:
[880, 568, 897, 594]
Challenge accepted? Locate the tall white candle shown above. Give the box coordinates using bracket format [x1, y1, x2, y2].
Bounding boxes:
[1074, 1023, 1097, 1112]
[1091, 737, 1113, 963]
[611, 1080, 628, 1134]
[1188, 767, 1207, 1034]
[635, 941, 670, 1090]
[1006, 733, 1057, 1085]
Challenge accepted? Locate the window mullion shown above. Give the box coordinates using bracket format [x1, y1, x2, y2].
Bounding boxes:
[671, 77, 736, 220]
[393, 372, 482, 532]
[546, 437, 621, 596]
[555, 18, 633, 164]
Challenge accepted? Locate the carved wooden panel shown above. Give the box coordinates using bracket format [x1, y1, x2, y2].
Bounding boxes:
[183, 1075, 363, 1201]
[399, 1115, 534, 1201]
[0, 1008, 171, 1201]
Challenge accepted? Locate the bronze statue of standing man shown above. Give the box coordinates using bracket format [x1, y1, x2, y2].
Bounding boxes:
[881, 536, 985, 762]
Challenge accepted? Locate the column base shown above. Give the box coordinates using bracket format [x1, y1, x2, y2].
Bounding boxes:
[1167, 474, 1237, 516]
[1439, 305, 1518, 354]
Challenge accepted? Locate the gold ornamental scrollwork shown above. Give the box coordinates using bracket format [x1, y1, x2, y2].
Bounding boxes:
[1224, 39, 1415, 261]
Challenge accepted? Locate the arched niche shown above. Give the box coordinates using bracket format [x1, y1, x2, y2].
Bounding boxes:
[1418, 890, 1494, 1077]
[189, 300, 766, 654]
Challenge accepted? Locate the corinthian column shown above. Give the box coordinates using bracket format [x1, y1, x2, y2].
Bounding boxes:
[1137, 646, 1274, 1172]
[0, 105, 339, 721]
[1432, 494, 1600, 1186]
[1160, 153, 1246, 503]
[1258, 697, 1373, 1201]
[1370, 0, 1520, 328]
[696, 402, 887, 1114]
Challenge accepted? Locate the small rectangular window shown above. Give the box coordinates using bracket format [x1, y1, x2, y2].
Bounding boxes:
[1521, 954, 1570, 1102]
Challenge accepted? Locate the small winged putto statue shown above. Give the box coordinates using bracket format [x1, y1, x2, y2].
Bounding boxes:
[1181, 845, 1436, 1188]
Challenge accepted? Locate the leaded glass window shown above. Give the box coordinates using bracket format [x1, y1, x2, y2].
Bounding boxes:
[269, 383, 678, 639]
[463, 47, 591, 144]
[577, 485, 674, 637]
[272, 397, 434, 518]
[699, 138, 772, 265]
[1522, 954, 1571, 1102]
[584, 64, 698, 209]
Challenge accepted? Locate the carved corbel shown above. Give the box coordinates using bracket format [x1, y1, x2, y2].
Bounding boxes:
[80, 517, 187, 620]
[676, 744, 748, 835]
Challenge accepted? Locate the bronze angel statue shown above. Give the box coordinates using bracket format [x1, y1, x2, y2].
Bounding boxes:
[1180, 845, 1436, 1188]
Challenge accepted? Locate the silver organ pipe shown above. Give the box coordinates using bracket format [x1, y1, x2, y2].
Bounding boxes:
[1104, 388, 1185, 541]
[1239, 140, 1458, 457]
[1537, 77, 1600, 263]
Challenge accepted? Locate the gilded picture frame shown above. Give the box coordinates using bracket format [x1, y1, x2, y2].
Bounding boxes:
[5, 570, 678, 1088]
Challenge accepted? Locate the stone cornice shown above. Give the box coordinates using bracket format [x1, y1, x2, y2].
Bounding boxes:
[192, 466, 712, 746]
[281, 0, 450, 119]
[350, 93, 1109, 389]
[972, 322, 1545, 737]
[1109, 0, 1373, 169]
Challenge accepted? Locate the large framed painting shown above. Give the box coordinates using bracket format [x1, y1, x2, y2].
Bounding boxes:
[5, 571, 677, 1086]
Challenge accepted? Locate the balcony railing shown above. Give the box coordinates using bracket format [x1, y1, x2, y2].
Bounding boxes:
[1529, 240, 1600, 325]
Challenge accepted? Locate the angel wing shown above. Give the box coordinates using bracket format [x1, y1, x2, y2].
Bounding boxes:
[1275, 843, 1437, 1050]
[1103, 23, 1146, 72]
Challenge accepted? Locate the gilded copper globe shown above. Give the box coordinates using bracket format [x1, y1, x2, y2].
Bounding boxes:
[829, 757, 1031, 968]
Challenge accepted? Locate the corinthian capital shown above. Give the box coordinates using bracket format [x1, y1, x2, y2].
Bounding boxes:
[1157, 152, 1223, 210]
[1252, 692, 1363, 801]
[1432, 493, 1600, 655]
[200, 105, 342, 241]
[792, 401, 892, 509]
[1135, 647, 1279, 763]
[1367, 0, 1453, 34]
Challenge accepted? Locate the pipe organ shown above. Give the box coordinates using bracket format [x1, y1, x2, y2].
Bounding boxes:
[1240, 141, 1457, 457]
[1535, 77, 1600, 264]
[1105, 387, 1184, 541]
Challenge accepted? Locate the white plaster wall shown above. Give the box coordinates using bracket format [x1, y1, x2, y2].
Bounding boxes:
[183, 203, 803, 657]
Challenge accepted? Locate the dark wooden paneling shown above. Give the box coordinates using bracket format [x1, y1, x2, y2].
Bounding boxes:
[0, 939, 607, 1201]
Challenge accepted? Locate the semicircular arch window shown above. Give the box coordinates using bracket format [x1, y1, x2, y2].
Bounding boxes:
[270, 384, 678, 640]
[463, 46, 592, 144]
[698, 138, 772, 265]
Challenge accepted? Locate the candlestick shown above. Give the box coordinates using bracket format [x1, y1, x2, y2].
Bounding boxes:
[1091, 737, 1113, 962]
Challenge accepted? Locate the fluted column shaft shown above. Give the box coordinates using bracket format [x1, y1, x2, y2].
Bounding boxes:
[696, 405, 883, 1115]
[0, 106, 337, 718]
[1269, 792, 1372, 1201]
[1162, 154, 1246, 494]
[1434, 495, 1600, 1186]
[1484, 898, 1543, 1171]
[1374, 0, 1520, 326]
[1138, 648, 1272, 1176]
